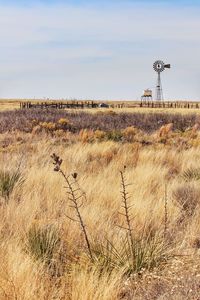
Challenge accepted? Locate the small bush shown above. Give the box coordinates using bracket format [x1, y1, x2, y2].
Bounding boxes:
[39, 122, 56, 132]
[94, 130, 106, 141]
[57, 118, 73, 130]
[58, 118, 70, 126]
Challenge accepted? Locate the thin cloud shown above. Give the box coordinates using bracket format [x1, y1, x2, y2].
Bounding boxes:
[0, 1, 199, 99]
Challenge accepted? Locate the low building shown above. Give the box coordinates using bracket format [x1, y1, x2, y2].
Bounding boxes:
[99, 103, 109, 108]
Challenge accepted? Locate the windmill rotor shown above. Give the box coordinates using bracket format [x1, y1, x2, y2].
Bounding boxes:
[153, 60, 165, 73]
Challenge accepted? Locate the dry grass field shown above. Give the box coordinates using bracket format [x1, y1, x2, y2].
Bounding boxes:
[0, 104, 200, 299]
[0, 99, 20, 111]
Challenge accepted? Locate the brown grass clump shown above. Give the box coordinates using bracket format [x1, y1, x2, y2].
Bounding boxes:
[94, 130, 106, 141]
[158, 123, 173, 138]
[78, 129, 95, 143]
[173, 183, 199, 218]
[31, 125, 43, 135]
[190, 122, 200, 138]
[122, 126, 140, 143]
[192, 123, 200, 133]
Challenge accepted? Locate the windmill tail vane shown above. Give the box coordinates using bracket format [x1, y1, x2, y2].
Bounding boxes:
[164, 64, 171, 69]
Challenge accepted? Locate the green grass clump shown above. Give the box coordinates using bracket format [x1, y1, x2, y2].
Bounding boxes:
[0, 169, 23, 202]
[106, 130, 123, 142]
[26, 224, 60, 266]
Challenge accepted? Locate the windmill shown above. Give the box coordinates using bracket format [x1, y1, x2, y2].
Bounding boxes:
[153, 60, 171, 101]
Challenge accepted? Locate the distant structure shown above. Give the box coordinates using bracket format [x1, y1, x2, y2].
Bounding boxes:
[141, 89, 153, 101]
[153, 60, 171, 101]
[99, 103, 109, 108]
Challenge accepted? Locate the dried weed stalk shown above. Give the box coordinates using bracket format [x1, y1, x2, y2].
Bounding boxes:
[51, 153, 93, 261]
[164, 184, 168, 239]
[119, 166, 134, 254]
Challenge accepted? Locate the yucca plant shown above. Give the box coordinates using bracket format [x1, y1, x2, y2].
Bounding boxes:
[0, 169, 23, 202]
[128, 233, 168, 273]
[117, 168, 168, 274]
[92, 169, 169, 275]
[26, 224, 60, 266]
[92, 232, 168, 276]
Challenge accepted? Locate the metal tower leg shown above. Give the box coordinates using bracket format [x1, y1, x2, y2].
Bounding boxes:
[156, 72, 164, 101]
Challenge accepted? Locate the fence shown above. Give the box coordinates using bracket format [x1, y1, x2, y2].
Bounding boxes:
[138, 101, 200, 109]
[20, 101, 98, 109]
[20, 100, 200, 110]
[112, 101, 200, 109]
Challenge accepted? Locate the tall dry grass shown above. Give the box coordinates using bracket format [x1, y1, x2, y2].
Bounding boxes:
[0, 126, 200, 299]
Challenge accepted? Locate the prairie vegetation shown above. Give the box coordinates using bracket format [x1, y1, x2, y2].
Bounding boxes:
[0, 108, 198, 133]
[0, 108, 200, 299]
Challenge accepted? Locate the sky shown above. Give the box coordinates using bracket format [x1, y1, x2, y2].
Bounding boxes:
[0, 0, 200, 100]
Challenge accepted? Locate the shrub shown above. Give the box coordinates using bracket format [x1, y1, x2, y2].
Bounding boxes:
[39, 122, 56, 132]
[57, 118, 72, 130]
[58, 118, 70, 126]
[94, 130, 106, 141]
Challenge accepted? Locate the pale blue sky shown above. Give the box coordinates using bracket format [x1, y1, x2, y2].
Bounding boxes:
[0, 0, 200, 100]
